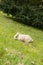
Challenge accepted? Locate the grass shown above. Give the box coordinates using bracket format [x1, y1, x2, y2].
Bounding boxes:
[0, 11, 43, 65]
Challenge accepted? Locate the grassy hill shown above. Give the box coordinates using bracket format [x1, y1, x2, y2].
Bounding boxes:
[0, 11, 43, 65]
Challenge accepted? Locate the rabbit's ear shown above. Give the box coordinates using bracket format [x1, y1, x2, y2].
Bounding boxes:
[16, 32, 19, 34]
[16, 33, 19, 38]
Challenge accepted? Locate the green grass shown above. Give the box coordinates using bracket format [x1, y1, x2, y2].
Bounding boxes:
[0, 11, 43, 65]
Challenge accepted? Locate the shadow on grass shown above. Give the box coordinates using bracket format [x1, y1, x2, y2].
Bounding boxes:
[4, 15, 43, 31]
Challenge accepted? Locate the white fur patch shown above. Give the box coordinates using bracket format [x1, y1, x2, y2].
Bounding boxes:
[14, 32, 33, 44]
